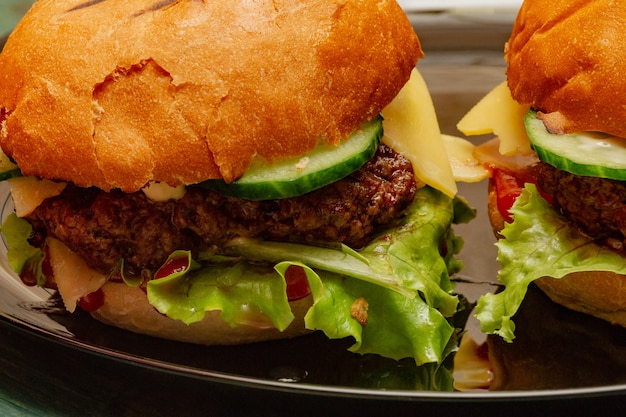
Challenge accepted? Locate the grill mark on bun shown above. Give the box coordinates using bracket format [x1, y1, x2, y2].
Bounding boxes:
[67, 0, 107, 12]
[69, 0, 181, 14]
[133, 0, 184, 16]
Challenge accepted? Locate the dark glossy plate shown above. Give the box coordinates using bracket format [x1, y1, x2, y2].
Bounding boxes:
[3, 180, 626, 416]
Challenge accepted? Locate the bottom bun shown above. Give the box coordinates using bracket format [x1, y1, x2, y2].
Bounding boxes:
[487, 180, 626, 327]
[532, 272, 626, 327]
[91, 281, 314, 345]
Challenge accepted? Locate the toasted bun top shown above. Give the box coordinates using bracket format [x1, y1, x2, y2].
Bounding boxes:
[505, 0, 626, 137]
[0, 0, 420, 192]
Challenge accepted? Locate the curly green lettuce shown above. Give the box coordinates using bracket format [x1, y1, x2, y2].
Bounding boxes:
[147, 186, 473, 366]
[475, 183, 626, 342]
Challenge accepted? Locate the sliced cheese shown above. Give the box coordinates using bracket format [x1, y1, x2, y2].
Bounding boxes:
[8, 176, 67, 217]
[457, 81, 532, 156]
[0, 148, 18, 174]
[382, 68, 457, 197]
[47, 237, 108, 313]
[442, 134, 490, 182]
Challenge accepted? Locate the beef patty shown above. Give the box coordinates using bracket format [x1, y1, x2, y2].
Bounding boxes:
[537, 162, 626, 252]
[27, 145, 417, 276]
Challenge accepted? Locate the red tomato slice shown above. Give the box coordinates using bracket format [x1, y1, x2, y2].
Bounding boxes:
[492, 167, 554, 223]
[77, 288, 105, 312]
[492, 169, 525, 223]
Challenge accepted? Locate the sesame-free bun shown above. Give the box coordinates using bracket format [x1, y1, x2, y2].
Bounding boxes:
[487, 181, 626, 327]
[0, 0, 420, 192]
[91, 281, 313, 345]
[505, 0, 626, 137]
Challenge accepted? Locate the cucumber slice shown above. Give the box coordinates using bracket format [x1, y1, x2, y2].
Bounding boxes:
[525, 110, 626, 180]
[201, 116, 383, 200]
[0, 169, 22, 181]
[0, 148, 20, 181]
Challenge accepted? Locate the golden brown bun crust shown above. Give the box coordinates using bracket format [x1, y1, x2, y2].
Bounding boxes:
[91, 281, 313, 345]
[487, 180, 626, 327]
[0, 0, 420, 192]
[505, 0, 626, 137]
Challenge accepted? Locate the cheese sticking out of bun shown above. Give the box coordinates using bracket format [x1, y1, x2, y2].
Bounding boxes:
[47, 238, 108, 313]
[8, 177, 66, 217]
[382, 69, 457, 196]
[457, 82, 532, 156]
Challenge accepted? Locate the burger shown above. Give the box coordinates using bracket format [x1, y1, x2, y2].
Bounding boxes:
[0, 0, 478, 365]
[458, 0, 626, 342]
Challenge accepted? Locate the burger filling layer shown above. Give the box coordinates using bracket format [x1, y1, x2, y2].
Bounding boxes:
[25, 144, 416, 278]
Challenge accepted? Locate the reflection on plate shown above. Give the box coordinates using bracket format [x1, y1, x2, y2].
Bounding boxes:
[488, 284, 626, 391]
[2, 180, 626, 404]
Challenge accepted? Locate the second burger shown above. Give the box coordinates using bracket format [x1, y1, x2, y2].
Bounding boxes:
[459, 0, 626, 342]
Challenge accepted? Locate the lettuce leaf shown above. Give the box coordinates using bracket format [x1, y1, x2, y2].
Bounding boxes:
[475, 183, 626, 342]
[304, 272, 456, 363]
[148, 186, 471, 366]
[2, 213, 37, 273]
[1, 213, 46, 286]
[148, 260, 297, 331]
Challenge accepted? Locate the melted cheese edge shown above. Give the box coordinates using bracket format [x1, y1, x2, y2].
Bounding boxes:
[442, 134, 490, 182]
[382, 68, 459, 196]
[383, 68, 493, 195]
[457, 81, 532, 156]
[47, 237, 108, 313]
[8, 176, 66, 217]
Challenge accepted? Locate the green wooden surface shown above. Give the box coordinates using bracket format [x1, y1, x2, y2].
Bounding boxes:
[0, 0, 34, 35]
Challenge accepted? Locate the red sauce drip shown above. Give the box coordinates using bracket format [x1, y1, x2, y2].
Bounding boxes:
[154, 255, 190, 280]
[284, 265, 311, 301]
[77, 288, 105, 312]
[492, 169, 526, 223]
